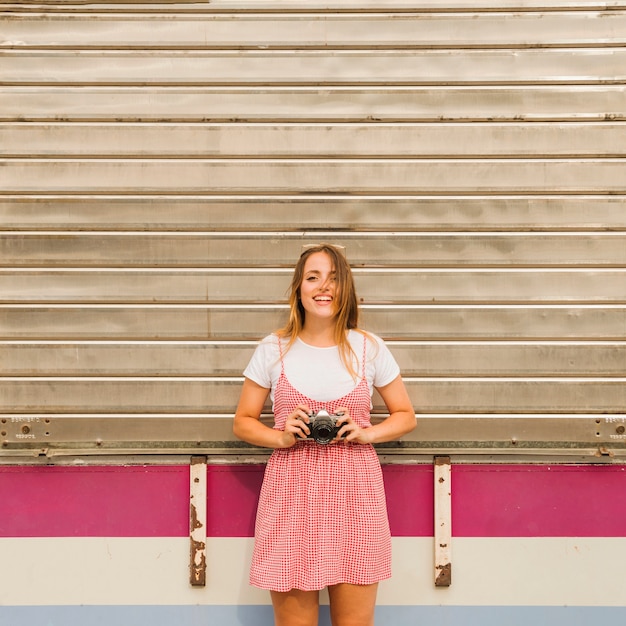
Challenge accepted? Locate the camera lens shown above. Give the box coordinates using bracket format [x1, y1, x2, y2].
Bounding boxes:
[314, 426, 332, 443]
[311, 414, 335, 444]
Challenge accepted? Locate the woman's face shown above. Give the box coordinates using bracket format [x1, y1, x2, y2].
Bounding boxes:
[299, 251, 338, 321]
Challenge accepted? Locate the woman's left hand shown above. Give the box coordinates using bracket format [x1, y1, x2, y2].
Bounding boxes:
[334, 407, 372, 444]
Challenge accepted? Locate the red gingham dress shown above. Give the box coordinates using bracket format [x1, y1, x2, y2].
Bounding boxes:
[249, 336, 392, 592]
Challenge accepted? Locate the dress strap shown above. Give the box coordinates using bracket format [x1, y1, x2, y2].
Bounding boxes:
[276, 334, 286, 374]
[361, 333, 367, 378]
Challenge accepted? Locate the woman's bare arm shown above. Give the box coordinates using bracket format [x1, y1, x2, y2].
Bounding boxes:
[360, 375, 416, 444]
[233, 377, 306, 449]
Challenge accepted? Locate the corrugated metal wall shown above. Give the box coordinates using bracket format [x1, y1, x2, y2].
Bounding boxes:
[1, 0, 625, 459]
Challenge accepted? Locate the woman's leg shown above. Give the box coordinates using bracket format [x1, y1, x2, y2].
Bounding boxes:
[270, 589, 320, 626]
[328, 582, 378, 626]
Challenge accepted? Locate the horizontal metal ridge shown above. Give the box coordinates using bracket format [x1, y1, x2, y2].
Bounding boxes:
[4, 375, 623, 381]
[4, 1, 626, 12]
[3, 340, 624, 377]
[1, 196, 625, 231]
[1, 304, 625, 340]
[3, 11, 626, 50]
[1, 268, 624, 304]
[3, 158, 625, 194]
[2, 232, 625, 267]
[2, 375, 625, 385]
[1, 377, 625, 414]
[2, 122, 625, 157]
[2, 49, 625, 87]
[3, 85, 625, 122]
[1, 415, 625, 462]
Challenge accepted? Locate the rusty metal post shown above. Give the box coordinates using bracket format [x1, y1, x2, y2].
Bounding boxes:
[434, 455, 452, 587]
[189, 455, 207, 586]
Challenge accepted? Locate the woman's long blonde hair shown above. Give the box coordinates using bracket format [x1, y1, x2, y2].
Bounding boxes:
[276, 243, 364, 379]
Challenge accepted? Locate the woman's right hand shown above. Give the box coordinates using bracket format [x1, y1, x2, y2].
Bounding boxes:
[278, 404, 311, 447]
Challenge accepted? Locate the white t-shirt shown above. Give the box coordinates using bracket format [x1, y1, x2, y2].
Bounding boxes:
[243, 329, 400, 409]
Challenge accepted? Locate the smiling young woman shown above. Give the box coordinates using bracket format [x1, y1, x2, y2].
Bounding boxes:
[233, 243, 416, 626]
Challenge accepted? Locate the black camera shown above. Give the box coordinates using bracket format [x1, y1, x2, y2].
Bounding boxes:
[304, 409, 346, 445]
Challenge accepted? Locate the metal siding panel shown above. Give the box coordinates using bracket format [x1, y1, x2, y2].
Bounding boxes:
[2, 417, 625, 457]
[0, 269, 624, 303]
[2, 341, 625, 377]
[3, 159, 626, 193]
[3, 49, 626, 85]
[2, 233, 625, 267]
[3, 86, 625, 121]
[1, 305, 624, 340]
[0, 1, 624, 459]
[3, 122, 626, 157]
[2, 197, 626, 231]
[4, 13, 626, 49]
[0, 378, 624, 414]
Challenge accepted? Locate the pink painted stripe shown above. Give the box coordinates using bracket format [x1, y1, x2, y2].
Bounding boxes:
[1, 464, 625, 538]
[0, 465, 190, 538]
[451, 464, 626, 537]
